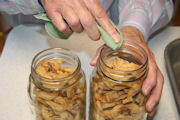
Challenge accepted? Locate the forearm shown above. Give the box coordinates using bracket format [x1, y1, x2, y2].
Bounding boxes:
[0, 0, 43, 15]
[117, 0, 174, 41]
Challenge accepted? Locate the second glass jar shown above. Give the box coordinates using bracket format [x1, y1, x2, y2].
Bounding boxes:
[28, 48, 86, 120]
[90, 41, 148, 120]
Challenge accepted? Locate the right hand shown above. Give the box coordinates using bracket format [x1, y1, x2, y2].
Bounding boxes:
[91, 26, 164, 117]
[40, 0, 120, 43]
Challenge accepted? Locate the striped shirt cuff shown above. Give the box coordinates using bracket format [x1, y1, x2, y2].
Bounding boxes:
[14, 0, 44, 15]
[118, 9, 151, 41]
[33, 0, 44, 12]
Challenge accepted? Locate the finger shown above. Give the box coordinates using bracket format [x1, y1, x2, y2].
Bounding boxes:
[84, 0, 121, 43]
[46, 10, 72, 33]
[146, 69, 164, 113]
[73, 0, 100, 40]
[142, 54, 158, 96]
[138, 43, 158, 96]
[59, 2, 83, 33]
[90, 45, 104, 66]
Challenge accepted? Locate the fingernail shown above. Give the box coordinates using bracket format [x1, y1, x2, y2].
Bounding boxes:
[144, 86, 151, 95]
[148, 110, 156, 117]
[112, 34, 120, 44]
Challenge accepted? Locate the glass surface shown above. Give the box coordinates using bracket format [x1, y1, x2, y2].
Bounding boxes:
[28, 48, 86, 120]
[90, 42, 148, 120]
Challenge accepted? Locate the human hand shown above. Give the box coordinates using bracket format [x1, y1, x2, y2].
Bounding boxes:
[40, 0, 120, 43]
[91, 26, 164, 116]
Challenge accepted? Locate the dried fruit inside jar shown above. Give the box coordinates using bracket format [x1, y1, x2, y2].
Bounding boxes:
[90, 43, 148, 120]
[28, 48, 86, 120]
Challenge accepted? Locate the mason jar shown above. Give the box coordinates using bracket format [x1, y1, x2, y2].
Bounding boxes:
[90, 41, 148, 120]
[28, 48, 86, 120]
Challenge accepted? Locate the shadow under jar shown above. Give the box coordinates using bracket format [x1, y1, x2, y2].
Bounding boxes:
[90, 41, 148, 120]
[28, 48, 86, 120]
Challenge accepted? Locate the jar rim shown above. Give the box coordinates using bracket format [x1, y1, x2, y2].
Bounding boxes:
[98, 41, 148, 83]
[100, 41, 148, 73]
[31, 48, 81, 83]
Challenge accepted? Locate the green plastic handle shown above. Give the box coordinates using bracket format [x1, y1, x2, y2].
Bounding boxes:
[45, 22, 72, 39]
[34, 12, 123, 49]
[34, 12, 72, 39]
[34, 12, 50, 21]
[96, 22, 123, 50]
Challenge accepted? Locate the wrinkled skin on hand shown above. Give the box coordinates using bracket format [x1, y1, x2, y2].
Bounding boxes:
[40, 0, 120, 43]
[40, 0, 164, 117]
[91, 26, 164, 117]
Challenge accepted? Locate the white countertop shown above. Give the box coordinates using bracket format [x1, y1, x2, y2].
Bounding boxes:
[0, 25, 179, 120]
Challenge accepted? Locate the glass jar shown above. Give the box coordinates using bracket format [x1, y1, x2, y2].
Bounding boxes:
[90, 41, 148, 120]
[28, 48, 86, 120]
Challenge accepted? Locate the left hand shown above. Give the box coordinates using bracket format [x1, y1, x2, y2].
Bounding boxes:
[90, 26, 164, 116]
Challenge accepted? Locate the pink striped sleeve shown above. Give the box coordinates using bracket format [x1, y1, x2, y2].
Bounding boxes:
[118, 0, 174, 41]
[0, 0, 43, 15]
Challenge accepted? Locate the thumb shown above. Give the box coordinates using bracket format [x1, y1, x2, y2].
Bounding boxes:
[90, 45, 104, 66]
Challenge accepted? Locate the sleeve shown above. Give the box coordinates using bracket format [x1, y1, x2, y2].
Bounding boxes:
[117, 0, 174, 41]
[0, 0, 43, 15]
